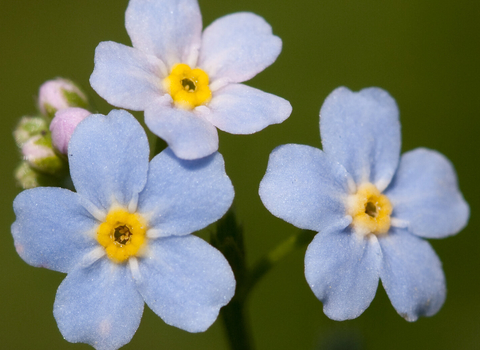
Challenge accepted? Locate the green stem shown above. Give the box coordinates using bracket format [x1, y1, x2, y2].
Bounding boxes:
[221, 299, 255, 350]
[240, 229, 316, 301]
[212, 209, 255, 350]
[214, 210, 315, 350]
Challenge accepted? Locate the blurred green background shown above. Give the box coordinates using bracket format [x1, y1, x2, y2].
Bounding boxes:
[1, 0, 479, 349]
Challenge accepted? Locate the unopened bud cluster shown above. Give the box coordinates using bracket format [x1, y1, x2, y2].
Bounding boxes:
[14, 78, 91, 189]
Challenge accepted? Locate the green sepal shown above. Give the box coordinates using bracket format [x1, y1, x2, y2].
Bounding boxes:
[26, 135, 68, 175]
[31, 154, 65, 175]
[210, 207, 247, 287]
[14, 161, 69, 189]
[62, 87, 89, 110]
[13, 116, 48, 147]
[43, 103, 57, 119]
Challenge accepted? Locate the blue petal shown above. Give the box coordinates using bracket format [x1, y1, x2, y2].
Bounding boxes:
[384, 148, 469, 238]
[54, 259, 144, 350]
[125, 0, 202, 68]
[12, 188, 97, 273]
[138, 148, 234, 236]
[90, 41, 166, 111]
[320, 87, 401, 190]
[202, 84, 291, 134]
[198, 12, 282, 84]
[69, 110, 150, 211]
[379, 228, 446, 321]
[305, 226, 382, 320]
[134, 235, 235, 332]
[145, 102, 219, 159]
[259, 144, 351, 232]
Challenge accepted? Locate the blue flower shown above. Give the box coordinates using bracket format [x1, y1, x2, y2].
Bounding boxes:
[259, 87, 469, 321]
[12, 110, 235, 349]
[90, 0, 292, 160]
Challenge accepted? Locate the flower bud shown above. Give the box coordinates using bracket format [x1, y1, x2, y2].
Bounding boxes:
[22, 135, 64, 174]
[50, 107, 91, 154]
[13, 116, 48, 147]
[14, 161, 67, 189]
[38, 78, 88, 117]
[14, 162, 42, 189]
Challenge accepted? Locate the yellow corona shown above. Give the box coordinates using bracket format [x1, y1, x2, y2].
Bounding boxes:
[346, 183, 392, 236]
[96, 208, 147, 263]
[164, 63, 212, 109]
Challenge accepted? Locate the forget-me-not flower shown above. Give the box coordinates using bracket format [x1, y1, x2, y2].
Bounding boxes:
[90, 0, 292, 160]
[12, 109, 235, 349]
[259, 87, 469, 321]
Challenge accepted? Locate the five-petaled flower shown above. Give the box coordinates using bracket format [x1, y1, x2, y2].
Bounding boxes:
[90, 0, 292, 160]
[259, 87, 469, 321]
[11, 110, 235, 350]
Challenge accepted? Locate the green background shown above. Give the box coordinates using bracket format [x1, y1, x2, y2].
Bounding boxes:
[1, 0, 479, 349]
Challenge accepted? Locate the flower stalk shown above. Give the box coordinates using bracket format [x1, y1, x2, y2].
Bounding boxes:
[213, 209, 315, 350]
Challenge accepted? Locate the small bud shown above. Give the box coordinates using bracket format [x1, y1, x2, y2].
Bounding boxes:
[38, 78, 88, 117]
[13, 116, 49, 147]
[14, 162, 41, 189]
[50, 107, 91, 154]
[14, 161, 66, 189]
[22, 135, 64, 174]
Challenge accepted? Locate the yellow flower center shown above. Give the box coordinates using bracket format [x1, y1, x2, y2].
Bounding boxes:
[346, 183, 392, 236]
[164, 63, 212, 109]
[96, 208, 147, 263]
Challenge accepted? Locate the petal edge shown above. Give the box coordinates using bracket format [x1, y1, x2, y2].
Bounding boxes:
[305, 227, 382, 320]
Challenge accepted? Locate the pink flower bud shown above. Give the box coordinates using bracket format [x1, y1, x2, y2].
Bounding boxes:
[22, 135, 56, 163]
[21, 135, 64, 175]
[50, 107, 91, 154]
[38, 78, 88, 116]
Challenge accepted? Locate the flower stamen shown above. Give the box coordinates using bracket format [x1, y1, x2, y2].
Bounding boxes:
[114, 225, 132, 245]
[164, 63, 212, 109]
[181, 78, 196, 92]
[365, 201, 377, 217]
[97, 208, 147, 263]
[346, 183, 392, 236]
